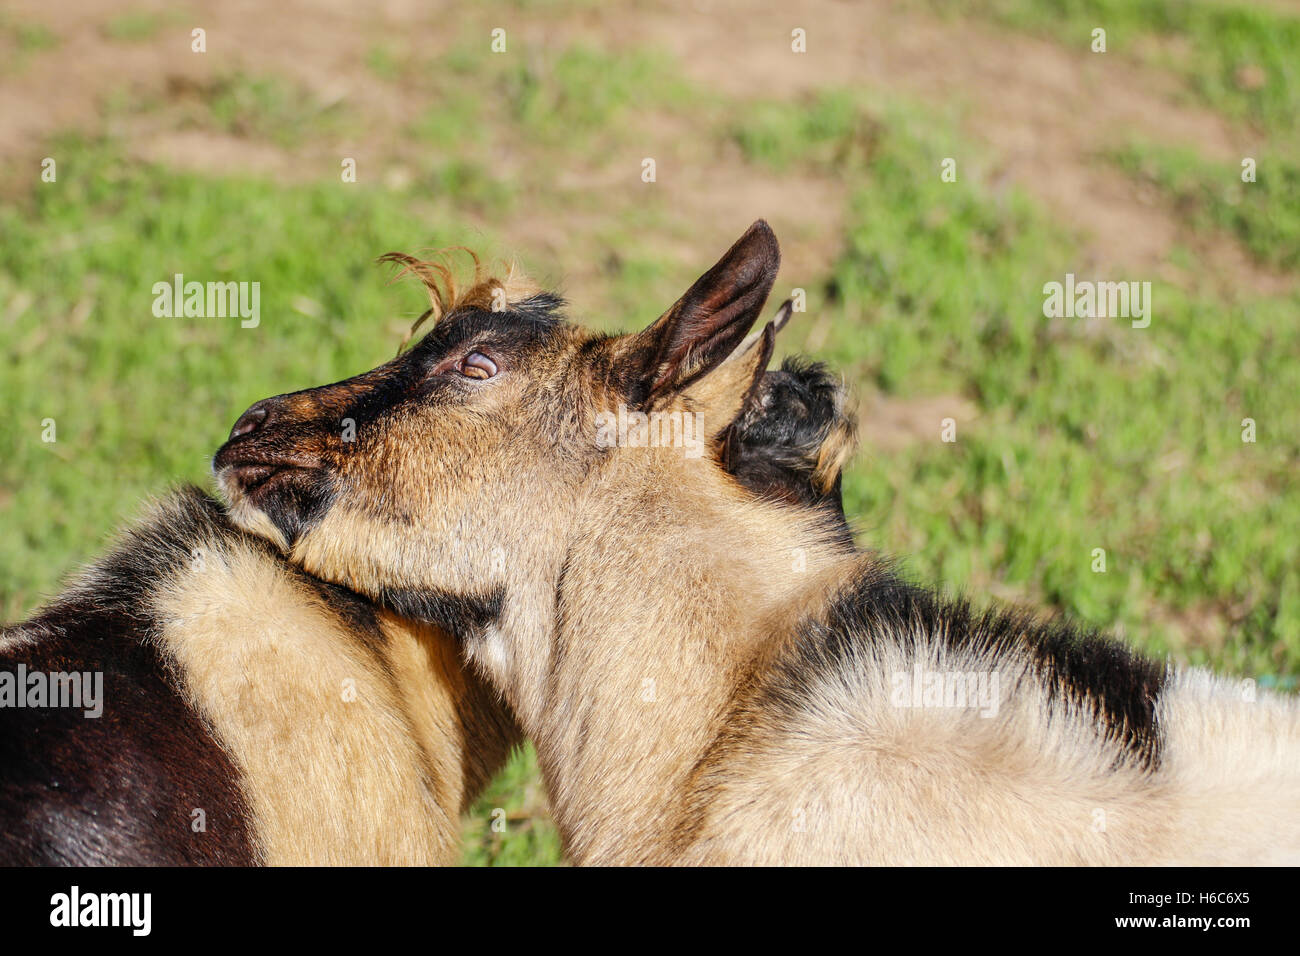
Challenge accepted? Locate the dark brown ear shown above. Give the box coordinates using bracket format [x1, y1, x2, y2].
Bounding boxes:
[621, 220, 780, 409]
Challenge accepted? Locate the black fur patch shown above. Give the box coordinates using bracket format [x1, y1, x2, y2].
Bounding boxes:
[726, 358, 853, 542]
[376, 585, 505, 638]
[47, 486, 237, 621]
[0, 487, 262, 864]
[258, 473, 335, 551]
[409, 298, 568, 367]
[762, 562, 1168, 770]
[0, 612, 257, 865]
[0, 485, 400, 865]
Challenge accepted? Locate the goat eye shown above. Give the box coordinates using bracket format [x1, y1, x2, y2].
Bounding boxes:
[459, 351, 498, 380]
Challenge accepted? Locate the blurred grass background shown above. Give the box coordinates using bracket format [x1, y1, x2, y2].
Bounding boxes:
[1, 0, 1297, 864]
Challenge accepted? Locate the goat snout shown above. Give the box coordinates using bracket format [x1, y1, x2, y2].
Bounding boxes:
[229, 399, 278, 439]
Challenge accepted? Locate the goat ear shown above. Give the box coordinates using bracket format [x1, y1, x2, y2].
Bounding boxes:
[685, 316, 777, 444]
[620, 220, 780, 409]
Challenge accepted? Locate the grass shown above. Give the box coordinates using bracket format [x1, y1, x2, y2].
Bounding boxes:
[1110, 142, 1300, 270]
[204, 73, 351, 147]
[399, 40, 699, 222]
[13, 21, 58, 52]
[364, 45, 403, 83]
[2, 15, 1298, 865]
[90, 70, 353, 151]
[731, 91, 874, 172]
[460, 745, 564, 866]
[412, 41, 693, 151]
[504, 46, 692, 141]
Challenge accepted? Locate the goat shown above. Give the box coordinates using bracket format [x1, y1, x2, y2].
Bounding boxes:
[211, 221, 1300, 864]
[1, 302, 851, 864]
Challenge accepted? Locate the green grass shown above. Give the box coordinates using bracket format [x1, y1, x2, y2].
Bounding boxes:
[460, 745, 564, 865]
[364, 44, 403, 82]
[731, 91, 875, 172]
[421, 41, 694, 150]
[0, 14, 59, 73]
[13, 21, 58, 52]
[91, 69, 353, 150]
[401, 40, 698, 219]
[1111, 142, 1300, 269]
[204, 73, 351, 147]
[506, 45, 692, 140]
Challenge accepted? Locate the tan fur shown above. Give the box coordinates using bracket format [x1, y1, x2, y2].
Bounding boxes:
[220, 225, 1300, 865]
[233, 394, 1300, 862]
[475, 447, 1300, 865]
[532, 453, 861, 863]
[149, 518, 516, 865]
[380, 610, 519, 813]
[669, 622, 1300, 865]
[811, 399, 856, 494]
[683, 321, 772, 436]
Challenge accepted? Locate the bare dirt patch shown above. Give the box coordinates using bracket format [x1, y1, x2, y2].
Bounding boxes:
[856, 392, 980, 453]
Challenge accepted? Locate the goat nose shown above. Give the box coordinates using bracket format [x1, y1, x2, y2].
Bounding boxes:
[229, 401, 272, 439]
